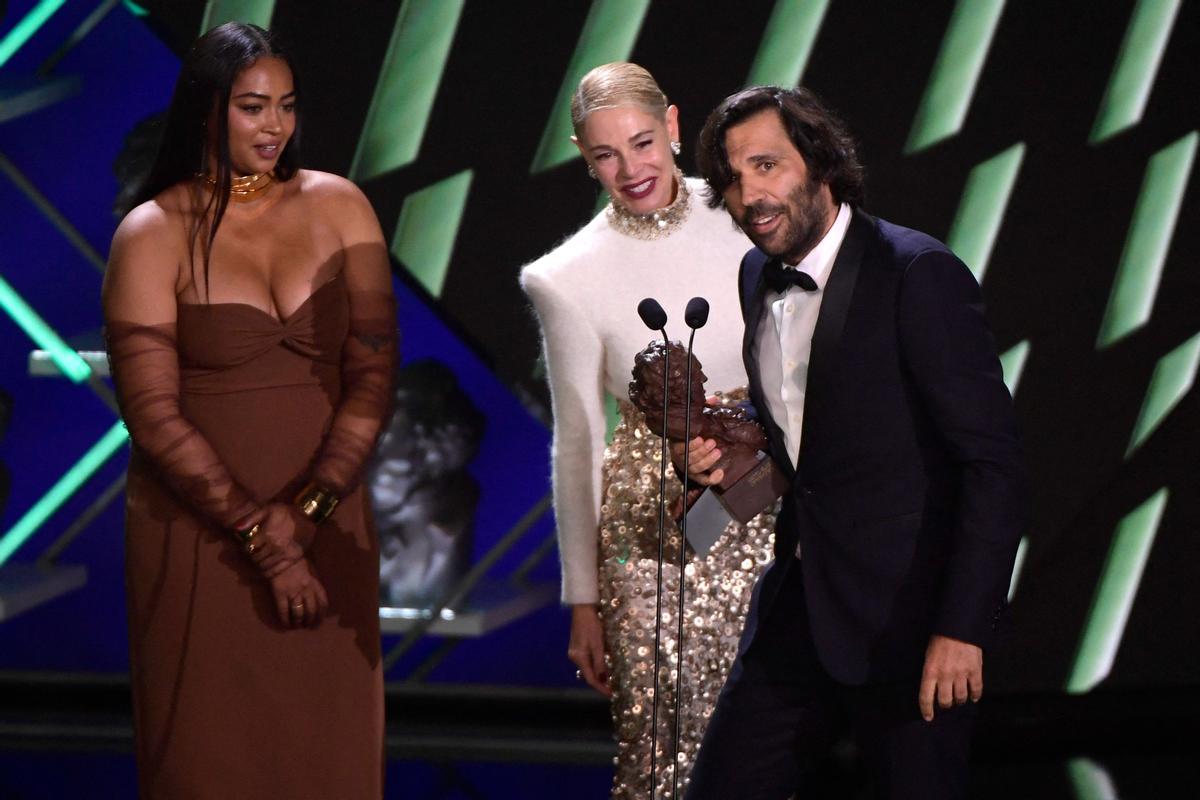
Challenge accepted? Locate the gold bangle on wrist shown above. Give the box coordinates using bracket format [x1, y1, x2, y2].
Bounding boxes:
[294, 482, 339, 524]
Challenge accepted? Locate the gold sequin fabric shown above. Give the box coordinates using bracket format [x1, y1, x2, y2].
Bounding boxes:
[598, 392, 776, 799]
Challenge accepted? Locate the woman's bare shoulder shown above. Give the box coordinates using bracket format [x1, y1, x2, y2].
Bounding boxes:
[295, 169, 379, 239]
[296, 169, 367, 203]
[112, 193, 180, 254]
[107, 184, 195, 288]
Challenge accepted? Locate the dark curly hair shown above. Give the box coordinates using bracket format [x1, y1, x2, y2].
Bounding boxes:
[696, 85, 864, 209]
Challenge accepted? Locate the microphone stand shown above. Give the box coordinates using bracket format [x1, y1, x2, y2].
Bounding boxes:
[637, 299, 670, 797]
[651, 328, 669, 796]
[673, 297, 708, 799]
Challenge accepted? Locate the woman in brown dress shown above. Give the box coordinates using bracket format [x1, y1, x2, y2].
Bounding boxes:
[102, 23, 395, 798]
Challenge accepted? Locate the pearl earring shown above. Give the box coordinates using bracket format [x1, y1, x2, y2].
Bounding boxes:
[670, 140, 681, 156]
[587, 164, 597, 179]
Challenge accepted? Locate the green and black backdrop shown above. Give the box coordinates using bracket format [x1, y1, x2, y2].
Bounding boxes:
[0, 0, 1195, 696]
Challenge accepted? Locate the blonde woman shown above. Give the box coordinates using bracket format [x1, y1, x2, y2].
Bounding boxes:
[520, 63, 775, 798]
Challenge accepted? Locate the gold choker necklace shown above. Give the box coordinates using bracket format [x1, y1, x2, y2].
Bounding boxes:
[606, 170, 691, 240]
[197, 170, 276, 202]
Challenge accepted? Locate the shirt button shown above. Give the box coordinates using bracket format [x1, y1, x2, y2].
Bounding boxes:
[786, 360, 796, 369]
[784, 304, 794, 313]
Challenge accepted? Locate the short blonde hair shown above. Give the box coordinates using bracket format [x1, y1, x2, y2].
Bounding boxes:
[570, 62, 668, 133]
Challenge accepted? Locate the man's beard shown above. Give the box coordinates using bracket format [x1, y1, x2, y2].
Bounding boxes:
[741, 175, 829, 264]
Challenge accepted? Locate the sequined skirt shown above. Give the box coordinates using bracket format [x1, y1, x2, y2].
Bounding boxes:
[598, 394, 776, 799]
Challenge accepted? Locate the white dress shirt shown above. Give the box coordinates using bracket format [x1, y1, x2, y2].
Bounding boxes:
[755, 203, 853, 468]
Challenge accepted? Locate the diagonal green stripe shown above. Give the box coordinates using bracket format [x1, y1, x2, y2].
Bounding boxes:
[199, 0, 275, 32]
[746, 0, 830, 87]
[946, 142, 1024, 283]
[904, 0, 1006, 155]
[999, 339, 1030, 397]
[1090, 0, 1181, 144]
[530, 0, 651, 174]
[1126, 331, 1200, 456]
[349, 0, 465, 182]
[0, 421, 129, 567]
[1007, 535, 1029, 601]
[1066, 489, 1167, 694]
[1067, 758, 1120, 800]
[1096, 131, 1196, 348]
[0, 273, 91, 382]
[0, 0, 68, 69]
[391, 170, 473, 298]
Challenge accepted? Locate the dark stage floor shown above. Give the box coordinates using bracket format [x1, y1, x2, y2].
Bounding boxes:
[0, 674, 1195, 798]
[0, 750, 1193, 799]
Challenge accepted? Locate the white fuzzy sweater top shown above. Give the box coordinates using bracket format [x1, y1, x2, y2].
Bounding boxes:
[520, 178, 754, 603]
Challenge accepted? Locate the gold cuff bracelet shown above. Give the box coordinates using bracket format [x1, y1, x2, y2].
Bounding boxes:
[294, 482, 339, 524]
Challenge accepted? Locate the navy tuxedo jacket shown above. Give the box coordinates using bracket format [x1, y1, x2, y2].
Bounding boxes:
[738, 208, 1028, 685]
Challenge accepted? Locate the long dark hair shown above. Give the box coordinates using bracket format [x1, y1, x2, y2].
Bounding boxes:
[128, 22, 302, 298]
[696, 85, 864, 209]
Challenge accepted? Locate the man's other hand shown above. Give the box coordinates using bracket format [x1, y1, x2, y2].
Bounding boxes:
[918, 634, 983, 722]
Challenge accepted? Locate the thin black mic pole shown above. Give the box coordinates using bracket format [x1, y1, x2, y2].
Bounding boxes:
[636, 297, 669, 796]
[673, 297, 709, 799]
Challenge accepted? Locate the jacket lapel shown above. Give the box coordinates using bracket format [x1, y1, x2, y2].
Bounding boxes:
[741, 250, 795, 479]
[797, 208, 873, 467]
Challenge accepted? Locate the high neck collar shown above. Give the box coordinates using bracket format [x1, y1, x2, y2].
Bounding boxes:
[606, 169, 691, 240]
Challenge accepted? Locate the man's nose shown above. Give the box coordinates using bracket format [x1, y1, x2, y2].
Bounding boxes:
[739, 175, 766, 207]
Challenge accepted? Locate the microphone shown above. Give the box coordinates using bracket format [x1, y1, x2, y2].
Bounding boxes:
[638, 297, 668, 331]
[673, 296, 708, 797]
[637, 296, 670, 790]
[684, 296, 709, 329]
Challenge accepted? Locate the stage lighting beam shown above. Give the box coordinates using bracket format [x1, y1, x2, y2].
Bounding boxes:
[745, 0, 830, 88]
[904, 0, 1005, 155]
[199, 0, 275, 32]
[349, 0, 464, 182]
[0, 0, 68, 70]
[0, 274, 91, 383]
[999, 340, 1030, 397]
[1006, 536, 1029, 601]
[390, 169, 473, 298]
[1090, 0, 1181, 144]
[946, 142, 1024, 284]
[1066, 489, 1167, 694]
[0, 421, 129, 567]
[1126, 331, 1200, 456]
[1066, 758, 1120, 800]
[1096, 131, 1196, 348]
[529, 0, 650, 174]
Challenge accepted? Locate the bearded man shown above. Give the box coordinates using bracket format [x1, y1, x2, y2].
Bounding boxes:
[680, 86, 1028, 800]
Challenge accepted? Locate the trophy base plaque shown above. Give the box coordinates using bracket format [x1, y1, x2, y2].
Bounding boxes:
[711, 450, 790, 524]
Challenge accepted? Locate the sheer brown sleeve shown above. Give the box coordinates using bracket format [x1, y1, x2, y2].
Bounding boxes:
[105, 321, 261, 528]
[102, 202, 260, 531]
[307, 233, 398, 495]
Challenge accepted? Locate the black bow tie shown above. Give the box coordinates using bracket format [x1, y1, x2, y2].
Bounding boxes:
[763, 260, 818, 294]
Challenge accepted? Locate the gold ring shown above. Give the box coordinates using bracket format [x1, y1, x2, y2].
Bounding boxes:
[246, 542, 258, 555]
[290, 601, 305, 610]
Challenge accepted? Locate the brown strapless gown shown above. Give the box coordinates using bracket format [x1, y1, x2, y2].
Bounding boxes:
[123, 274, 383, 799]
